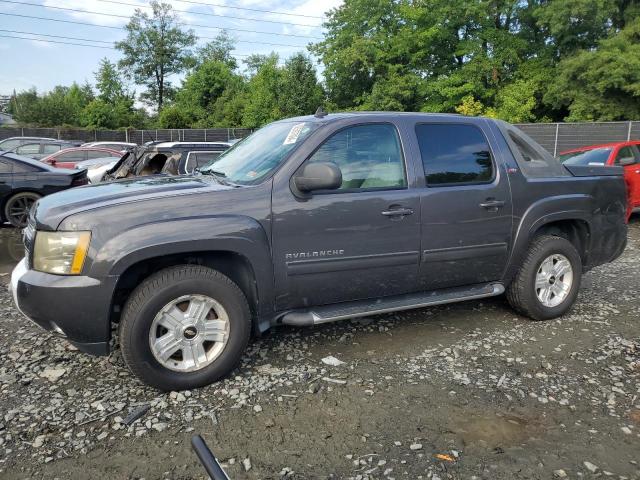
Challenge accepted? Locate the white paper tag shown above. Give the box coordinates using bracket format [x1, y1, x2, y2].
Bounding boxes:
[283, 123, 306, 145]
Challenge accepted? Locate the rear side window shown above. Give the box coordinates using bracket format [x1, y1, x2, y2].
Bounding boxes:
[13, 161, 39, 173]
[501, 123, 569, 178]
[416, 123, 493, 186]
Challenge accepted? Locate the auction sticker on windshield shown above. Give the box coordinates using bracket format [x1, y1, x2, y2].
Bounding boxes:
[283, 123, 307, 145]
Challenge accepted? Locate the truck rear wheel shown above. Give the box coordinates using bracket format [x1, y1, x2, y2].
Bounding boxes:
[506, 235, 582, 321]
[119, 265, 251, 391]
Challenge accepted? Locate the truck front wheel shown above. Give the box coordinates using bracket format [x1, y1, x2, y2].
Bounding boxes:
[506, 235, 582, 321]
[119, 265, 251, 391]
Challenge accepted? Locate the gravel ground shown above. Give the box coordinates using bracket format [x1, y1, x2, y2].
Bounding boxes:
[0, 219, 639, 480]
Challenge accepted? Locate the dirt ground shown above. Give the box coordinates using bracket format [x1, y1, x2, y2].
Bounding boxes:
[0, 219, 639, 480]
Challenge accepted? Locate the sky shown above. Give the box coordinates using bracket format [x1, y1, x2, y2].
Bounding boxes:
[0, 0, 343, 95]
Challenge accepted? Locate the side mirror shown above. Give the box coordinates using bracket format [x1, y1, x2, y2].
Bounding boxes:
[294, 162, 342, 192]
[618, 156, 636, 166]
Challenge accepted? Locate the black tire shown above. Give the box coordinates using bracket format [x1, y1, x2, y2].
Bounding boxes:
[119, 265, 251, 391]
[4, 192, 40, 228]
[506, 234, 582, 321]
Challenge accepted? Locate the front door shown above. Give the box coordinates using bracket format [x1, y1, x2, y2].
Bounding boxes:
[614, 145, 640, 211]
[272, 123, 421, 311]
[413, 121, 513, 290]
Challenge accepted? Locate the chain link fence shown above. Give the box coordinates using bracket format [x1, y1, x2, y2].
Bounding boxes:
[1, 122, 639, 155]
[0, 127, 254, 144]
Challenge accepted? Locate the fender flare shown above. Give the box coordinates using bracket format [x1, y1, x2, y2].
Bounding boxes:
[89, 215, 274, 315]
[504, 194, 594, 281]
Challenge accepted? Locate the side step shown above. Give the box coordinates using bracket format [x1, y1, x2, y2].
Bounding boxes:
[279, 283, 505, 327]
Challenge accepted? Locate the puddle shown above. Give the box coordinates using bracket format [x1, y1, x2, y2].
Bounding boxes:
[451, 413, 540, 449]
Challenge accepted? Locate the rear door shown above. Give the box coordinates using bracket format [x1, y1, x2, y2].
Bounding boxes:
[271, 122, 421, 310]
[0, 158, 13, 202]
[413, 121, 513, 290]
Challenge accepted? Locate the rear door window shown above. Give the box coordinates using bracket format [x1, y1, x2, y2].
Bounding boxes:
[415, 123, 494, 186]
[16, 143, 41, 155]
[614, 146, 638, 165]
[43, 143, 61, 154]
[57, 150, 87, 162]
[87, 150, 116, 159]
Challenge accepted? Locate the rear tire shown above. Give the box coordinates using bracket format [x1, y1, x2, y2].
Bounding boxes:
[506, 235, 582, 320]
[4, 192, 40, 228]
[119, 265, 251, 391]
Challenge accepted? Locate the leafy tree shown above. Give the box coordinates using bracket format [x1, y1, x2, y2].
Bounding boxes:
[545, 17, 640, 121]
[197, 30, 237, 69]
[158, 105, 193, 128]
[116, 1, 196, 111]
[278, 53, 325, 117]
[242, 55, 283, 128]
[242, 53, 278, 77]
[95, 58, 127, 103]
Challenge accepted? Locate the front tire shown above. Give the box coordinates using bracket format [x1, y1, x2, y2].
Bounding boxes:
[506, 235, 582, 320]
[4, 192, 40, 228]
[119, 265, 251, 391]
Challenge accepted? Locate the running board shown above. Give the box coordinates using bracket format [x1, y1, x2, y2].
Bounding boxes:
[279, 283, 505, 327]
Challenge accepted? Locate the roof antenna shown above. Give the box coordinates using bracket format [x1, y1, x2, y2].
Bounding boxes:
[314, 106, 328, 118]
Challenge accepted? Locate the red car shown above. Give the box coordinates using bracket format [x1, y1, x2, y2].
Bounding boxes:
[41, 147, 123, 169]
[560, 141, 640, 219]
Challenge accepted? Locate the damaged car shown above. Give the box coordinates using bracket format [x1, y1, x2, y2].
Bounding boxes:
[102, 141, 232, 181]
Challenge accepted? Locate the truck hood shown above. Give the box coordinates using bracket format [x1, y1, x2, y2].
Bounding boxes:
[33, 175, 233, 230]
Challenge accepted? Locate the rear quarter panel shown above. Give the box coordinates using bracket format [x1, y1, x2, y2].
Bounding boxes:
[489, 122, 627, 279]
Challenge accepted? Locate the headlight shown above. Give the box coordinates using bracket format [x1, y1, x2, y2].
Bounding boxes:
[33, 231, 91, 275]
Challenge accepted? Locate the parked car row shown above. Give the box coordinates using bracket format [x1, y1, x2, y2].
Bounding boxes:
[0, 151, 88, 227]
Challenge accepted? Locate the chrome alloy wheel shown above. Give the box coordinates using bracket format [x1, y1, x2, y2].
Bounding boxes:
[535, 254, 573, 308]
[149, 294, 230, 372]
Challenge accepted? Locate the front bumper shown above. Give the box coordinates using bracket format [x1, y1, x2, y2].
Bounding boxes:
[10, 258, 116, 356]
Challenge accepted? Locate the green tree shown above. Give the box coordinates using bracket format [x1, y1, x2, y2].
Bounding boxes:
[95, 58, 127, 103]
[242, 55, 283, 128]
[242, 53, 277, 77]
[197, 30, 237, 69]
[545, 17, 640, 121]
[278, 53, 325, 117]
[116, 1, 196, 111]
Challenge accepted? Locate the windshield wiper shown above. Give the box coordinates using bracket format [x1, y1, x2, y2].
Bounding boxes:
[196, 169, 240, 187]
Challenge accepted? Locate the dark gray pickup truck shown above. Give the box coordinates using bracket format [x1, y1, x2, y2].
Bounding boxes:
[10, 113, 628, 391]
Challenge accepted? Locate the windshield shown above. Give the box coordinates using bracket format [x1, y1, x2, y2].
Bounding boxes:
[559, 148, 613, 166]
[199, 121, 318, 184]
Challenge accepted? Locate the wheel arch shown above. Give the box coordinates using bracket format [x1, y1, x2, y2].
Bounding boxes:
[111, 250, 264, 335]
[2, 189, 42, 224]
[505, 196, 594, 285]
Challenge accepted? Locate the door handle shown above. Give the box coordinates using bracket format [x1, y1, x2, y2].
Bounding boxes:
[479, 199, 505, 210]
[381, 208, 414, 217]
